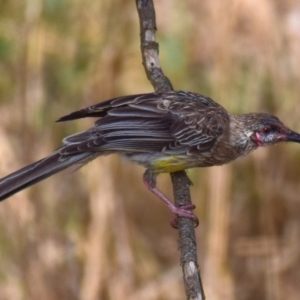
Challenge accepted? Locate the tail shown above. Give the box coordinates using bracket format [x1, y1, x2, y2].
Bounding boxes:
[0, 152, 95, 202]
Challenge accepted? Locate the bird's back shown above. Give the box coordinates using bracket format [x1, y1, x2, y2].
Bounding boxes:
[57, 91, 230, 172]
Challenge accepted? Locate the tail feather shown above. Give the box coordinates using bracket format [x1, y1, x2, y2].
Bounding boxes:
[0, 152, 94, 202]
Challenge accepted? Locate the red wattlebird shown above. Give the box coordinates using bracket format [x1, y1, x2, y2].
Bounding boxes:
[0, 91, 299, 225]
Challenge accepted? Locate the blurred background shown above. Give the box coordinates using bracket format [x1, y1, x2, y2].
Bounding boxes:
[0, 0, 300, 299]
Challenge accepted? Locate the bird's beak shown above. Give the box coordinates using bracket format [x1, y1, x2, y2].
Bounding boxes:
[285, 130, 300, 143]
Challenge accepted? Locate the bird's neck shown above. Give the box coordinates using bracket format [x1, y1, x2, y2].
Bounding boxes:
[228, 114, 258, 156]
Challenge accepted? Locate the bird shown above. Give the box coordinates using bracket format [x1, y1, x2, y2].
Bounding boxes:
[0, 90, 299, 225]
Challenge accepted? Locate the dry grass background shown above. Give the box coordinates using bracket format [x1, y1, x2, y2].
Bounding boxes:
[0, 0, 300, 299]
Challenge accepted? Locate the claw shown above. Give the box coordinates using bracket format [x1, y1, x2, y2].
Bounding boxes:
[169, 204, 199, 229]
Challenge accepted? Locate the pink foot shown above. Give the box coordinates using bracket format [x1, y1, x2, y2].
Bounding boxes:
[143, 170, 199, 229]
[169, 204, 199, 229]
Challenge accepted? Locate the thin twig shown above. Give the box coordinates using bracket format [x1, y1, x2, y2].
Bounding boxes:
[135, 1, 205, 299]
[135, 0, 172, 92]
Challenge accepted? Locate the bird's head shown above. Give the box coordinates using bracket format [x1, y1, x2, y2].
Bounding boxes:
[242, 113, 300, 147]
[231, 113, 300, 156]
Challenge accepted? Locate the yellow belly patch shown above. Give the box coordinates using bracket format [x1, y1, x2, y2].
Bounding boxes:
[151, 156, 190, 173]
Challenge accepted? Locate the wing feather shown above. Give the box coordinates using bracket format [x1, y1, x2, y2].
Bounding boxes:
[57, 91, 229, 157]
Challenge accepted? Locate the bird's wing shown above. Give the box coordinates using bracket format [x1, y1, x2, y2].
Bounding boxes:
[57, 91, 229, 155]
[165, 92, 229, 154]
[59, 93, 174, 155]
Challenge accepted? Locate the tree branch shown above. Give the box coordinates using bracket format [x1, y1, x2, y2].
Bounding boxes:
[135, 1, 205, 299]
[135, 0, 172, 93]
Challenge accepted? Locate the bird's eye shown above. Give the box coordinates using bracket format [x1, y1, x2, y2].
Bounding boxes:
[262, 127, 271, 134]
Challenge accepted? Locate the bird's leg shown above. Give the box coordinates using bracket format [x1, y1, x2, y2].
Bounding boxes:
[143, 169, 199, 228]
